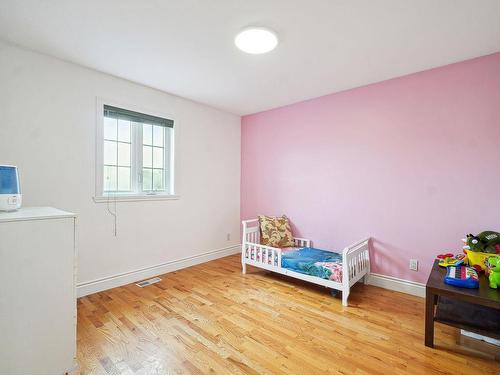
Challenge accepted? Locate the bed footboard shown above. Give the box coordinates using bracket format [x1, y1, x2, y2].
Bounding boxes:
[341, 238, 371, 305]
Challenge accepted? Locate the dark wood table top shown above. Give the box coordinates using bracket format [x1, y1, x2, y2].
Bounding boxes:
[426, 260, 500, 309]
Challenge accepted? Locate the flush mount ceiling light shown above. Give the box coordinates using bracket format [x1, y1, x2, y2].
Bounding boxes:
[234, 27, 279, 54]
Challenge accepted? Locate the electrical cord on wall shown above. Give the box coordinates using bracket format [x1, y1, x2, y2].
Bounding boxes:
[106, 192, 117, 237]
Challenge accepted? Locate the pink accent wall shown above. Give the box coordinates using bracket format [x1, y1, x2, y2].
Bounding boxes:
[241, 53, 500, 283]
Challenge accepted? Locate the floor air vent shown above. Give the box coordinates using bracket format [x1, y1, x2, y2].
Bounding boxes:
[136, 277, 161, 288]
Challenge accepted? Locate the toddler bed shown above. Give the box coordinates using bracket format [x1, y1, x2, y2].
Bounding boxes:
[241, 219, 370, 306]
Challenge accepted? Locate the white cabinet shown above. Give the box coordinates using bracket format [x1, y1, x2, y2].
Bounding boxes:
[0, 207, 77, 375]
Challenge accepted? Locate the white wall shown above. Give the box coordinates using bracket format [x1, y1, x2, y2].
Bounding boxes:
[0, 41, 241, 294]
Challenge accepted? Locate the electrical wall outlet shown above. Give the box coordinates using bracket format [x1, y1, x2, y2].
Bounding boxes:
[226, 233, 231, 241]
[409, 259, 418, 271]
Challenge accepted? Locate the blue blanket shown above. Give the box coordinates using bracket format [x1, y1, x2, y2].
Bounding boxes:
[281, 247, 343, 281]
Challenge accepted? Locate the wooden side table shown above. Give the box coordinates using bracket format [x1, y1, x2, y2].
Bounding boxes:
[425, 260, 500, 348]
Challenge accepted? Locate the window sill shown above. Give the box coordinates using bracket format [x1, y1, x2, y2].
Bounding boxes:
[93, 194, 180, 203]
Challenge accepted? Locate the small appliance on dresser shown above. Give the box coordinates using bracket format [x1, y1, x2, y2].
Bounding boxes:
[0, 207, 77, 375]
[0, 165, 22, 211]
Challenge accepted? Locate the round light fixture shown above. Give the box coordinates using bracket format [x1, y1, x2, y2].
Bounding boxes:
[234, 27, 278, 54]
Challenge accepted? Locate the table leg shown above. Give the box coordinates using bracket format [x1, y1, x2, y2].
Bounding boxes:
[425, 289, 436, 347]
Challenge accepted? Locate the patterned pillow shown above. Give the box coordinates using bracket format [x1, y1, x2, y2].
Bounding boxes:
[258, 215, 295, 248]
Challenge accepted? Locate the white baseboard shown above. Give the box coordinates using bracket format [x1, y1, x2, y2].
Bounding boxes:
[77, 244, 240, 297]
[367, 273, 425, 298]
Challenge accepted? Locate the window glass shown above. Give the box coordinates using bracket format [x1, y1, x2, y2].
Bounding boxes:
[142, 168, 152, 191]
[117, 120, 131, 142]
[153, 125, 164, 147]
[104, 141, 117, 165]
[117, 143, 131, 167]
[153, 147, 163, 168]
[104, 117, 117, 140]
[143, 124, 153, 145]
[143, 146, 153, 168]
[153, 169, 164, 191]
[103, 166, 117, 191]
[117, 167, 131, 191]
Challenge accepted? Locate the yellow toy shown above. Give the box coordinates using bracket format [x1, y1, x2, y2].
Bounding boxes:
[464, 249, 492, 271]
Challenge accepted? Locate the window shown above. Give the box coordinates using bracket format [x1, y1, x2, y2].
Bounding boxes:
[95, 102, 175, 201]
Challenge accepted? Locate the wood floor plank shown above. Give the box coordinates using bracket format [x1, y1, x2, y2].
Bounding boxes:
[77, 254, 499, 374]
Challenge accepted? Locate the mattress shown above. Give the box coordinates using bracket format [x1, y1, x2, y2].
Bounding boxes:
[281, 247, 343, 282]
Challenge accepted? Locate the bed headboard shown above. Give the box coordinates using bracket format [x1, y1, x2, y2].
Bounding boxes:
[242, 219, 260, 244]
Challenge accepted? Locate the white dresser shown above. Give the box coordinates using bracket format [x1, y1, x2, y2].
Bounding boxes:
[0, 207, 77, 375]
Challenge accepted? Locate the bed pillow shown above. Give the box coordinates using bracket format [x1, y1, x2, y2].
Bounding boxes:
[258, 215, 295, 248]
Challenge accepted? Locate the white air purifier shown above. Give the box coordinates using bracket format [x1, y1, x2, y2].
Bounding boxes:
[0, 165, 22, 211]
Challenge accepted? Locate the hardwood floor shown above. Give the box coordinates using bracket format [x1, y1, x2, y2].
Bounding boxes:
[77, 254, 499, 374]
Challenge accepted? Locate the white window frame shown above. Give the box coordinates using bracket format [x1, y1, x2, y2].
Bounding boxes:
[93, 98, 178, 202]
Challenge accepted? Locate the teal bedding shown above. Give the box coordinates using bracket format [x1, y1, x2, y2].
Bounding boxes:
[281, 247, 343, 282]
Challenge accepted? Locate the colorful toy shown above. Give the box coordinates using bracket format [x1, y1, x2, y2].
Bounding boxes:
[464, 249, 493, 271]
[489, 268, 500, 289]
[436, 253, 453, 259]
[464, 231, 500, 254]
[486, 256, 500, 270]
[471, 264, 483, 273]
[444, 266, 479, 289]
[437, 253, 465, 267]
[486, 256, 500, 289]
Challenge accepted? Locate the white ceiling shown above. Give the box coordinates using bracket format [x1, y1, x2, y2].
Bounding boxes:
[1, 1, 499, 115]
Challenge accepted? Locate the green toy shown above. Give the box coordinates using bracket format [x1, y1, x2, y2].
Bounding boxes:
[465, 231, 500, 254]
[487, 256, 500, 289]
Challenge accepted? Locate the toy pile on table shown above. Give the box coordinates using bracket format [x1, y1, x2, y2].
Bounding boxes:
[436, 231, 500, 289]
